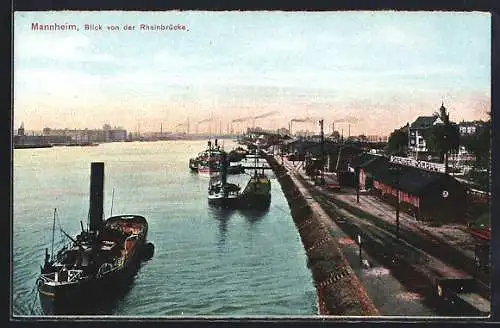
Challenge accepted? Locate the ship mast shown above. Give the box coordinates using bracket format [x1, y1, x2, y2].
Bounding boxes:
[51, 208, 56, 260]
[110, 188, 115, 217]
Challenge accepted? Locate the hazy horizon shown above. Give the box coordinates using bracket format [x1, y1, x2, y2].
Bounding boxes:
[14, 11, 491, 136]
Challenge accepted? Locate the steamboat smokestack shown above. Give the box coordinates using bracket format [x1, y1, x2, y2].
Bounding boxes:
[221, 152, 228, 185]
[89, 162, 104, 232]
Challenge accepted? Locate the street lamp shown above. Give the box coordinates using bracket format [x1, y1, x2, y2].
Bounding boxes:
[355, 166, 360, 203]
[319, 119, 325, 185]
[281, 145, 284, 165]
[357, 234, 362, 264]
[388, 165, 402, 240]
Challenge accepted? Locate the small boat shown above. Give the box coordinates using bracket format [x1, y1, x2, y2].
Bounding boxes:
[189, 139, 224, 175]
[239, 169, 271, 209]
[37, 162, 154, 314]
[198, 159, 221, 177]
[238, 145, 271, 209]
[208, 179, 241, 207]
[189, 158, 199, 172]
[208, 152, 240, 208]
[200, 157, 244, 176]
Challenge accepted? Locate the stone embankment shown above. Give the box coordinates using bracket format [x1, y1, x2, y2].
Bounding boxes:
[265, 153, 379, 316]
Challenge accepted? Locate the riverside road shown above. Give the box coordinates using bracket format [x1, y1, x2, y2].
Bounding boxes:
[280, 156, 490, 316]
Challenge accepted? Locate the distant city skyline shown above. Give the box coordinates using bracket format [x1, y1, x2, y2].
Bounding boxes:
[14, 11, 491, 136]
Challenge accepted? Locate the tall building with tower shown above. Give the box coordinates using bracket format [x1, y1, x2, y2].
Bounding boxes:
[408, 103, 449, 160]
[17, 122, 25, 136]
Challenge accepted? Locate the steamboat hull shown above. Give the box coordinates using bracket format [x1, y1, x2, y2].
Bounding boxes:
[239, 193, 271, 209]
[38, 264, 131, 314]
[38, 216, 148, 315]
[208, 195, 240, 208]
[38, 243, 144, 315]
[198, 168, 220, 177]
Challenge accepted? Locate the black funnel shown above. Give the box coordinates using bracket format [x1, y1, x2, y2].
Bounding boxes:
[89, 162, 104, 232]
[221, 152, 228, 185]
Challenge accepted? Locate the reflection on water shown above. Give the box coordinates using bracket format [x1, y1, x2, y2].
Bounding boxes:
[13, 140, 315, 316]
[239, 207, 270, 223]
[209, 207, 234, 253]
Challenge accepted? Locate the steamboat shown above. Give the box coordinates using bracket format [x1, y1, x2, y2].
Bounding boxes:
[207, 151, 241, 207]
[37, 162, 154, 314]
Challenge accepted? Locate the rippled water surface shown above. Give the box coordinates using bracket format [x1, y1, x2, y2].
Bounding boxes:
[13, 140, 316, 317]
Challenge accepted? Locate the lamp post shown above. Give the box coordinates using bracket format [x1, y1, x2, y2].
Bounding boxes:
[357, 234, 362, 264]
[396, 176, 400, 240]
[356, 166, 360, 203]
[319, 119, 325, 185]
[280, 139, 284, 165]
[389, 165, 402, 240]
[474, 245, 481, 279]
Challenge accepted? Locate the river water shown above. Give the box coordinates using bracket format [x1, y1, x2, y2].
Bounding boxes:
[12, 139, 317, 317]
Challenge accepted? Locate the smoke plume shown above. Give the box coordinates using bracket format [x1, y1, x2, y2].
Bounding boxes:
[231, 116, 253, 123]
[197, 117, 213, 124]
[334, 115, 360, 124]
[254, 111, 279, 119]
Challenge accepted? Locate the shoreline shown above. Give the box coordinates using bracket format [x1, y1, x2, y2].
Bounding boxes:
[265, 152, 379, 316]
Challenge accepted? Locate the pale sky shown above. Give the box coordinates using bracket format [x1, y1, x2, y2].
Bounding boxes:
[13, 11, 491, 136]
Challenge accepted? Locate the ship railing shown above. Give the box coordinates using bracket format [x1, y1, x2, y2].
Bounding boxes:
[39, 269, 84, 283]
[67, 269, 83, 282]
[97, 263, 115, 277]
[39, 273, 57, 283]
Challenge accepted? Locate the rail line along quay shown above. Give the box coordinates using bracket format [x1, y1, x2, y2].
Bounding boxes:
[264, 151, 379, 316]
[262, 150, 490, 317]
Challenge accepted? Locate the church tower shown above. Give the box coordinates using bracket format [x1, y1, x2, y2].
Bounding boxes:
[18, 122, 25, 136]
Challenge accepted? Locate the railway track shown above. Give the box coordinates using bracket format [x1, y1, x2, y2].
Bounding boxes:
[294, 174, 490, 304]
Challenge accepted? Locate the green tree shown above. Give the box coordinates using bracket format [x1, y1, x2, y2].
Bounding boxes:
[387, 129, 408, 155]
[423, 104, 460, 173]
[423, 123, 460, 164]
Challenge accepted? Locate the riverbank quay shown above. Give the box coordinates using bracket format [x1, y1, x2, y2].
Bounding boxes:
[275, 155, 490, 316]
[320, 173, 490, 301]
[265, 153, 379, 316]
